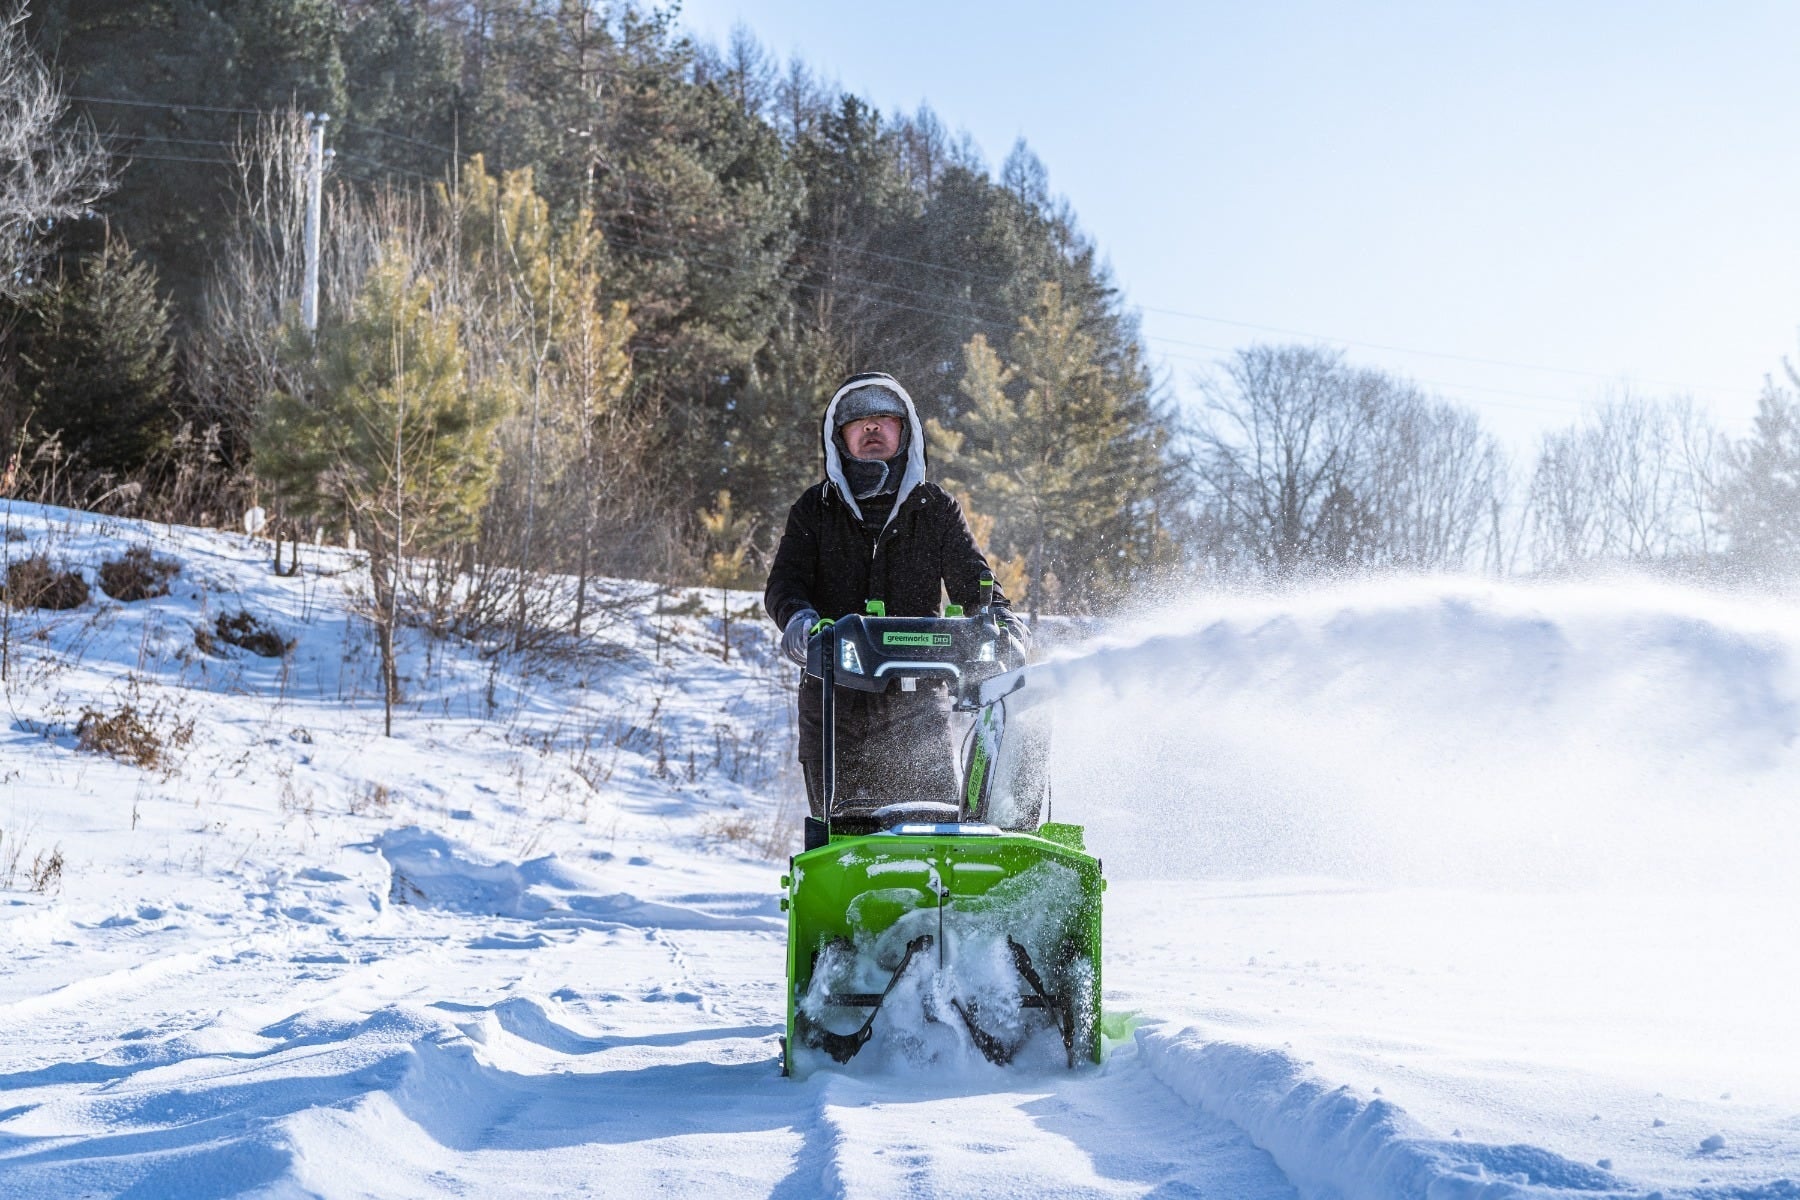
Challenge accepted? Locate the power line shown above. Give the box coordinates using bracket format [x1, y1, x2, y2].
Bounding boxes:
[570, 222, 1652, 420]
[1148, 342, 1609, 420]
[105, 134, 241, 151]
[335, 151, 437, 184]
[70, 93, 448, 175]
[342, 121, 457, 157]
[73, 91, 1741, 412]
[68, 93, 266, 118]
[1135, 301, 1738, 395]
[91, 147, 1711, 425]
[117, 152, 235, 168]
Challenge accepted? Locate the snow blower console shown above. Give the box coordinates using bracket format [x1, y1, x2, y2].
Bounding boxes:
[781, 584, 1105, 1075]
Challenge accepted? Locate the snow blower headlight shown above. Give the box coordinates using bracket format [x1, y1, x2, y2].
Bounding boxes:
[839, 639, 864, 674]
[976, 640, 997, 662]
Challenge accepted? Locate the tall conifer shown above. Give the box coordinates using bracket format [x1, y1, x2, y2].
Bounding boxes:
[931, 282, 1162, 617]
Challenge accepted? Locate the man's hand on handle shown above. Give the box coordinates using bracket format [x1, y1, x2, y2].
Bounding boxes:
[782, 608, 821, 666]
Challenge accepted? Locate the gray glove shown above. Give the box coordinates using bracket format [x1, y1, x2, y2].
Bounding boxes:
[782, 608, 820, 666]
[998, 610, 1031, 668]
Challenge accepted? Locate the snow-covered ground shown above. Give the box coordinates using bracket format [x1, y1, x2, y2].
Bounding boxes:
[0, 502, 1794, 1198]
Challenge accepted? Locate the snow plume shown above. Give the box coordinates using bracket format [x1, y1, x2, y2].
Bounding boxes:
[1035, 578, 1800, 890]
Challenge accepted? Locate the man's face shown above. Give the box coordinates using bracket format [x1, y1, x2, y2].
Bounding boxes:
[841, 414, 903, 462]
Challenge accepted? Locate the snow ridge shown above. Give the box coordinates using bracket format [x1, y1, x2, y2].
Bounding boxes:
[1139, 1026, 1797, 1200]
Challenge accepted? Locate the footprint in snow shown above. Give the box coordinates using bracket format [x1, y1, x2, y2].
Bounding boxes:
[643, 986, 703, 1004]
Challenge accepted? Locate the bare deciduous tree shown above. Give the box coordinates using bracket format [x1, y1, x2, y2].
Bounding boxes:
[0, 4, 107, 302]
[1191, 344, 1505, 578]
[1193, 344, 1366, 576]
[1525, 392, 1720, 572]
[187, 112, 314, 461]
[1361, 395, 1509, 572]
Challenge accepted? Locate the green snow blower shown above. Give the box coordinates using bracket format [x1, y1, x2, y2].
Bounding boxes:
[780, 585, 1104, 1075]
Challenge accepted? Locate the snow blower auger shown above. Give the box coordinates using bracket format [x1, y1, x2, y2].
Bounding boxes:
[780, 583, 1104, 1076]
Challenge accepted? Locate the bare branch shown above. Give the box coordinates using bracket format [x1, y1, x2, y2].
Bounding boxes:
[0, 4, 109, 300]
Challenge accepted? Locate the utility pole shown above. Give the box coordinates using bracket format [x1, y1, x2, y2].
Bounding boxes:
[302, 112, 330, 333]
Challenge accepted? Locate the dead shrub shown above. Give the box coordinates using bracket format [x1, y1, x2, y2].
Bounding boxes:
[99, 545, 181, 601]
[29, 845, 63, 894]
[4, 555, 89, 610]
[659, 592, 707, 618]
[700, 813, 759, 845]
[212, 609, 293, 658]
[76, 704, 192, 771]
[699, 810, 795, 860]
[349, 781, 393, 816]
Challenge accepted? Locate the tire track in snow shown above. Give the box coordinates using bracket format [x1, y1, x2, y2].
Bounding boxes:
[0, 888, 1310, 1197]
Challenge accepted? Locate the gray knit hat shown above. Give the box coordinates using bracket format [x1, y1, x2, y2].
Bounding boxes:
[834, 382, 908, 427]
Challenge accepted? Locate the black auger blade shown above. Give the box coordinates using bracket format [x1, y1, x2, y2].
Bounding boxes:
[1009, 936, 1077, 1068]
[948, 938, 1077, 1068]
[795, 934, 934, 1063]
[952, 998, 1016, 1065]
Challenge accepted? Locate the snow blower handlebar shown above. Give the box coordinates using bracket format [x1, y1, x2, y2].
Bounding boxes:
[802, 607, 1011, 702]
[804, 584, 1020, 833]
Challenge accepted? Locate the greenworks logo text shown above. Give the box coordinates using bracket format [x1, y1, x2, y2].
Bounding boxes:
[881, 632, 953, 647]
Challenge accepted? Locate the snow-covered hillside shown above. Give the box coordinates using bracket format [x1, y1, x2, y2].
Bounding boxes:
[0, 503, 1794, 1199]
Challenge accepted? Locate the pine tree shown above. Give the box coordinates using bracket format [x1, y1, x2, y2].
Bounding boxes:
[954, 494, 1028, 606]
[255, 245, 507, 734]
[1718, 380, 1800, 579]
[15, 237, 175, 476]
[552, 217, 639, 635]
[725, 316, 844, 522]
[445, 156, 641, 630]
[931, 282, 1162, 617]
[697, 489, 756, 661]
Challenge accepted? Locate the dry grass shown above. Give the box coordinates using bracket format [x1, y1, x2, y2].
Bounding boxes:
[698, 807, 798, 861]
[75, 703, 193, 772]
[1, 829, 63, 893]
[99, 545, 180, 602]
[29, 845, 63, 893]
[202, 609, 293, 658]
[4, 556, 89, 610]
[349, 781, 393, 816]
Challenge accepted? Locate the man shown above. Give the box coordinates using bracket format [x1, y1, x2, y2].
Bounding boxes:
[764, 371, 1025, 824]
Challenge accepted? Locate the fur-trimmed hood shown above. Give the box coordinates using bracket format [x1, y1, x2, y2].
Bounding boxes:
[820, 372, 927, 526]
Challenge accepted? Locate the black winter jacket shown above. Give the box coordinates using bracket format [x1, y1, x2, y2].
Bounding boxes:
[765, 478, 1010, 777]
[764, 480, 1007, 630]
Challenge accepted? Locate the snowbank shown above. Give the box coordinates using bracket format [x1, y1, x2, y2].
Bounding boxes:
[1140, 1026, 1648, 1200]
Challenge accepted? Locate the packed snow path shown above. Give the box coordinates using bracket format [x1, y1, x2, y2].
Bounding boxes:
[0, 835, 1297, 1198]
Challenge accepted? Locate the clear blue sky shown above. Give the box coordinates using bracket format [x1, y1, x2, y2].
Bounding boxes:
[675, 0, 1800, 452]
